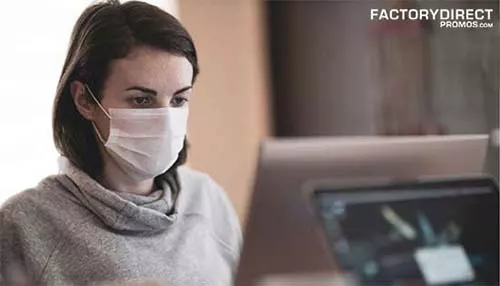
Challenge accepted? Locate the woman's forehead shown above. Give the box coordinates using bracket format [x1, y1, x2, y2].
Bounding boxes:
[104, 46, 193, 93]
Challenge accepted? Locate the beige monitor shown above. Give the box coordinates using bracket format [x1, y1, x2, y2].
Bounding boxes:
[236, 134, 489, 286]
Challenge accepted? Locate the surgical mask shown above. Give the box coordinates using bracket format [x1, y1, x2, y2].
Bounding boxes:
[85, 85, 188, 181]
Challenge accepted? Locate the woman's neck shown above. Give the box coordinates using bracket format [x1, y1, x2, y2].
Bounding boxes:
[98, 153, 155, 196]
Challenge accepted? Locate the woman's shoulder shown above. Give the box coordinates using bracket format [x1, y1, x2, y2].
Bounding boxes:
[1, 174, 71, 222]
[176, 166, 242, 262]
[177, 165, 217, 188]
[176, 166, 233, 212]
[1, 188, 38, 219]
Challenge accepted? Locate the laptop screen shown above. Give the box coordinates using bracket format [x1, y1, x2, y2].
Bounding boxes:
[313, 178, 499, 285]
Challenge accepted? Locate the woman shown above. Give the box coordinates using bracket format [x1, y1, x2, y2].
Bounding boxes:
[0, 1, 242, 285]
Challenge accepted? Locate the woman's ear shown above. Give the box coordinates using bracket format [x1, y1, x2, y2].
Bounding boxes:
[71, 81, 94, 121]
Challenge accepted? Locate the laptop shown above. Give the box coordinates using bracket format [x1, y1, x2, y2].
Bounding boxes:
[311, 176, 499, 285]
[236, 134, 489, 286]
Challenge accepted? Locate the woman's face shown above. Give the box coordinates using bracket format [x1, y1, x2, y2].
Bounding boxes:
[92, 45, 194, 140]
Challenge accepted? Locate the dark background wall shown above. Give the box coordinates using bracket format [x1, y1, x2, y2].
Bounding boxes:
[267, 0, 499, 178]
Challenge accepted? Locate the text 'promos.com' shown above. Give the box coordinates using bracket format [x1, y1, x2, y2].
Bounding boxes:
[371, 8, 495, 29]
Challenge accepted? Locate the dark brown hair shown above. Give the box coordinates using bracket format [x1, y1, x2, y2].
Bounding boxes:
[53, 0, 198, 189]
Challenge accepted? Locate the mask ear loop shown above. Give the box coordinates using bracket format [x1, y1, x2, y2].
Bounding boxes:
[84, 84, 110, 144]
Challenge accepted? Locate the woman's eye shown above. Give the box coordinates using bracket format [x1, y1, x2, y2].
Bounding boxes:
[170, 97, 188, 108]
[132, 96, 152, 106]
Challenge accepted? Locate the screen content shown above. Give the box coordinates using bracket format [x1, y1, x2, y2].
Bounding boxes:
[316, 185, 499, 285]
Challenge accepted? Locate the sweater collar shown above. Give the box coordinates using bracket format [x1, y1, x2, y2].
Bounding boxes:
[56, 157, 178, 233]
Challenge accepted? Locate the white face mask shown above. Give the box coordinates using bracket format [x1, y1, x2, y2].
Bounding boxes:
[85, 85, 188, 181]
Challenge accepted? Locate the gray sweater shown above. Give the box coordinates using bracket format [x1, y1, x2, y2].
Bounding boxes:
[0, 158, 242, 286]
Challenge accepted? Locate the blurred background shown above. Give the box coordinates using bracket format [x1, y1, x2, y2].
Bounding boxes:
[0, 0, 498, 224]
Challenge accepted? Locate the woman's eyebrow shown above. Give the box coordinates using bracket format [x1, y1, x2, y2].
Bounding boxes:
[125, 85, 192, 96]
[173, 86, 193, 96]
[125, 86, 157, 95]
